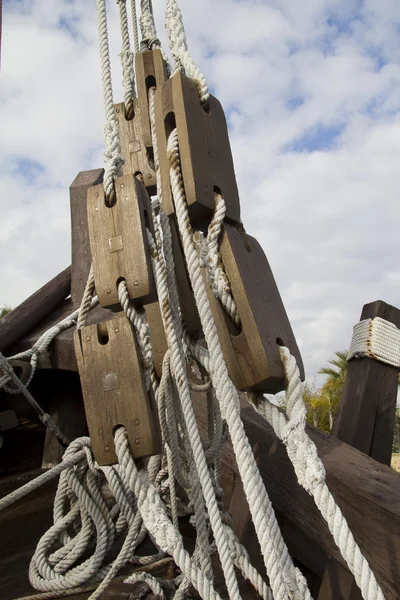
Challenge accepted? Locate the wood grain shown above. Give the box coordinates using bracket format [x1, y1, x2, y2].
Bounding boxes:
[87, 175, 156, 309]
[74, 313, 161, 465]
[155, 71, 241, 226]
[70, 168, 104, 304]
[135, 49, 168, 149]
[115, 100, 157, 195]
[0, 266, 71, 355]
[202, 224, 304, 392]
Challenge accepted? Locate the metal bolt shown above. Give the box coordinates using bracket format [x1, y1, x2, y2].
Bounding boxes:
[135, 438, 141, 445]
[120, 183, 124, 188]
[95, 207, 99, 212]
[107, 289, 111, 294]
[95, 192, 99, 197]
[147, 173, 152, 179]
[116, 108, 120, 113]
[105, 445, 110, 452]
[134, 419, 140, 426]
[133, 280, 138, 286]
[86, 336, 90, 341]
[98, 428, 104, 435]
[115, 328, 119, 333]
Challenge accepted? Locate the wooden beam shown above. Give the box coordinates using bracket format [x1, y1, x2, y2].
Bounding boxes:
[318, 300, 400, 599]
[333, 300, 400, 464]
[0, 266, 71, 355]
[193, 395, 400, 600]
[70, 168, 104, 305]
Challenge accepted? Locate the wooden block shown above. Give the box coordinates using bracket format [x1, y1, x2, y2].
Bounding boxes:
[70, 169, 104, 304]
[155, 71, 241, 226]
[202, 224, 304, 392]
[169, 216, 201, 336]
[74, 313, 161, 465]
[115, 100, 157, 195]
[87, 174, 156, 309]
[146, 301, 168, 378]
[135, 49, 168, 148]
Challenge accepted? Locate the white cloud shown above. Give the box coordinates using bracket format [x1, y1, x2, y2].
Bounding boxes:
[1, 0, 400, 379]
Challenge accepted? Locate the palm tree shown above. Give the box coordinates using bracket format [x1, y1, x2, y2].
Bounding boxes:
[318, 350, 348, 430]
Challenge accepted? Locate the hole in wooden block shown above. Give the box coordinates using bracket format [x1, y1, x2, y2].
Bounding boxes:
[202, 99, 211, 114]
[276, 337, 285, 347]
[146, 146, 155, 172]
[165, 111, 176, 140]
[146, 75, 156, 93]
[97, 322, 109, 346]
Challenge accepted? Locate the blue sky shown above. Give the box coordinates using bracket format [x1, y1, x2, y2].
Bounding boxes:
[1, 0, 400, 380]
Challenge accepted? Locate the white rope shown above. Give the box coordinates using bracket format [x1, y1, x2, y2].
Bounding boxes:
[164, 0, 209, 104]
[167, 127, 309, 600]
[205, 192, 241, 327]
[77, 264, 96, 329]
[130, 0, 140, 54]
[248, 346, 385, 600]
[96, 0, 124, 203]
[140, 0, 161, 49]
[348, 316, 400, 367]
[117, 0, 136, 119]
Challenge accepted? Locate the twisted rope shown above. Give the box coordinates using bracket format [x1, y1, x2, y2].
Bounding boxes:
[117, 0, 136, 119]
[96, 0, 124, 204]
[167, 127, 309, 600]
[248, 347, 385, 600]
[130, 0, 140, 53]
[164, 0, 209, 104]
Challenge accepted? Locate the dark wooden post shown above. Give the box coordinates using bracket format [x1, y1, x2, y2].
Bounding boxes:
[70, 169, 104, 305]
[318, 300, 400, 599]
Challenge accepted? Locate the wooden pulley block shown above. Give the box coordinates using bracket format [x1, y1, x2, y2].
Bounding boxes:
[87, 174, 156, 310]
[145, 301, 168, 378]
[74, 313, 161, 466]
[169, 215, 201, 337]
[135, 49, 169, 148]
[115, 100, 157, 195]
[155, 71, 241, 227]
[201, 224, 304, 393]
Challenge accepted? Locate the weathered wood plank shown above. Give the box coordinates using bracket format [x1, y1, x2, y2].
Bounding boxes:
[0, 266, 71, 355]
[193, 395, 400, 600]
[333, 300, 400, 464]
[70, 168, 104, 305]
[318, 300, 400, 599]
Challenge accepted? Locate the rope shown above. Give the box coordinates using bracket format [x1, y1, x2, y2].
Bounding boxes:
[139, 0, 161, 50]
[348, 316, 400, 367]
[96, 0, 124, 204]
[130, 0, 140, 54]
[205, 192, 240, 327]
[164, 0, 209, 104]
[167, 127, 309, 600]
[77, 264, 96, 329]
[248, 346, 386, 600]
[117, 0, 136, 119]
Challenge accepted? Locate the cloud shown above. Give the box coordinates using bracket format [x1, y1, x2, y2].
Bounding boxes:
[1, 0, 400, 380]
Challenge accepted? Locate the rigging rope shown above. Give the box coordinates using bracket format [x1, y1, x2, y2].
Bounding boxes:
[117, 0, 136, 119]
[0, 2, 387, 600]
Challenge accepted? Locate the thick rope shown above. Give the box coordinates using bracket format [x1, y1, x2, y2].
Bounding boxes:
[117, 0, 136, 119]
[164, 0, 209, 104]
[167, 127, 310, 600]
[130, 0, 140, 54]
[140, 0, 161, 49]
[206, 193, 240, 327]
[248, 347, 385, 600]
[96, 0, 124, 204]
[77, 264, 96, 329]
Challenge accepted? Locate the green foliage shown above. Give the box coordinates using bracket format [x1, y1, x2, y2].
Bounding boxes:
[0, 306, 11, 319]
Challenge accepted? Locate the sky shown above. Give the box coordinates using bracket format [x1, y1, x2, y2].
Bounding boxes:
[1, 0, 400, 381]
